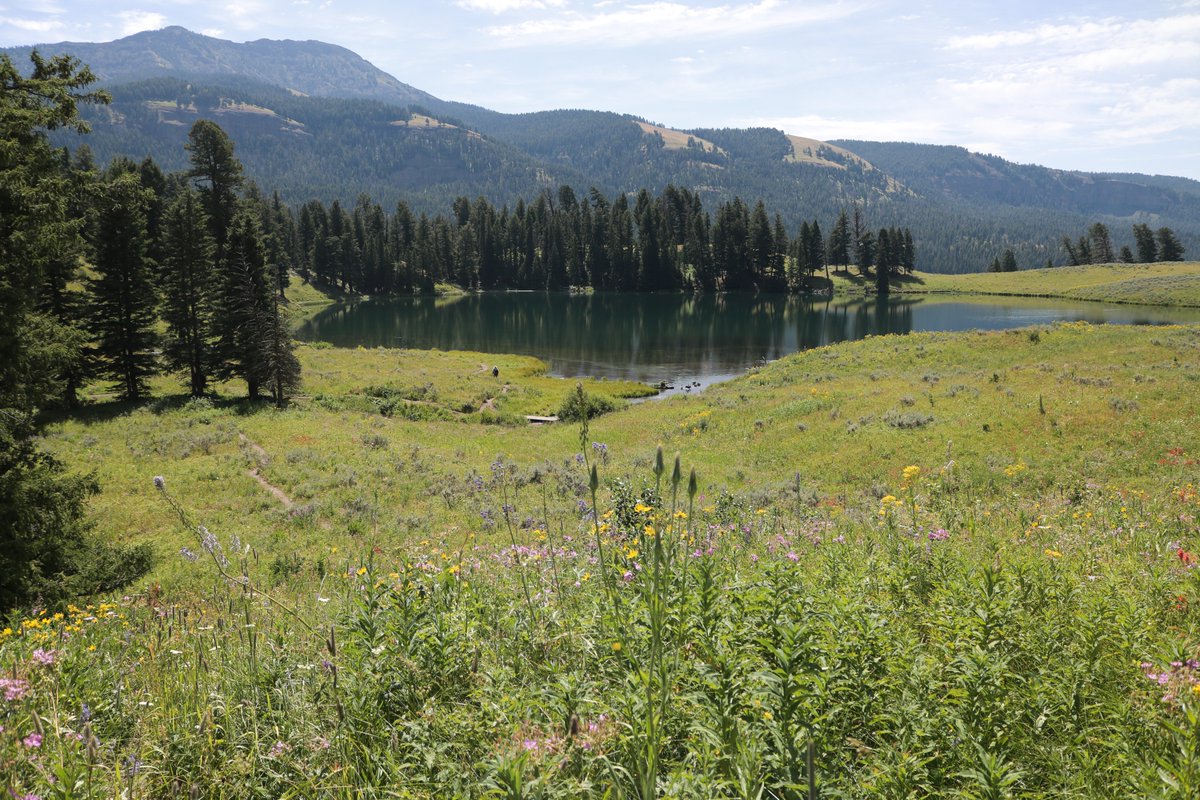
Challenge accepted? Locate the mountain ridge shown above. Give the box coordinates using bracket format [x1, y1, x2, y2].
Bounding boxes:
[5, 26, 1196, 273]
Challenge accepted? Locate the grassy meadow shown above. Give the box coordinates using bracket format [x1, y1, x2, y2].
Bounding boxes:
[826, 261, 1200, 307]
[4, 286, 1200, 796]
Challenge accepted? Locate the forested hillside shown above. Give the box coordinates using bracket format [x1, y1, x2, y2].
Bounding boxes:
[65, 76, 568, 211]
[8, 26, 1199, 273]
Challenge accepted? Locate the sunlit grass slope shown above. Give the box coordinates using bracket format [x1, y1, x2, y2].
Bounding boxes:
[825, 261, 1200, 306]
[5, 322, 1200, 797]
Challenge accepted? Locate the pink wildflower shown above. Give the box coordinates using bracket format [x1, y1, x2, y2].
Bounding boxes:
[1, 678, 30, 702]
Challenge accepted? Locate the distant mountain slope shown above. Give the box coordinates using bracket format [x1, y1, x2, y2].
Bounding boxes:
[60, 76, 569, 210]
[5, 26, 442, 108]
[7, 27, 1198, 273]
[835, 140, 1200, 219]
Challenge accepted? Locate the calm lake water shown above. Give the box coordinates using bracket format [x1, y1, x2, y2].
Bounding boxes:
[296, 293, 1200, 393]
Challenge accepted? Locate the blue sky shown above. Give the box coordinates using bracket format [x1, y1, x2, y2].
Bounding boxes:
[4, 0, 1200, 178]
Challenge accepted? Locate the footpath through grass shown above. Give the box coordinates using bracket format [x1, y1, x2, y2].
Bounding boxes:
[4, 322, 1200, 797]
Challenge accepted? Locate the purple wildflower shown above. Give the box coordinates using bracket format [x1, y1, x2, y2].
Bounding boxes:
[31, 648, 55, 666]
[23, 732, 43, 748]
[1, 678, 30, 702]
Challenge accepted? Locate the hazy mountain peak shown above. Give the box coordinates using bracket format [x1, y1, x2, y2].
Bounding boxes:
[2, 26, 440, 108]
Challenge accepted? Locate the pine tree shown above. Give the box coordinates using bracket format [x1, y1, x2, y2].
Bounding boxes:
[1061, 236, 1080, 266]
[1001, 248, 1018, 272]
[855, 230, 875, 275]
[875, 253, 890, 295]
[186, 120, 243, 260]
[87, 171, 159, 401]
[748, 200, 773, 288]
[215, 207, 274, 399]
[0, 51, 154, 611]
[902, 229, 915, 273]
[258, 288, 301, 408]
[1157, 227, 1185, 261]
[161, 188, 218, 396]
[828, 210, 851, 268]
[1088, 222, 1113, 263]
[807, 220, 826, 283]
[1132, 223, 1158, 263]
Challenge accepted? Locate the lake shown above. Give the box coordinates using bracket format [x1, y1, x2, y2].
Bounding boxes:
[295, 292, 1200, 394]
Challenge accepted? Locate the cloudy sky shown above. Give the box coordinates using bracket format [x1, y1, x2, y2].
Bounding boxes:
[4, 0, 1200, 178]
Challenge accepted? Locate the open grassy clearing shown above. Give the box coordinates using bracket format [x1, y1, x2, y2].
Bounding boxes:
[5, 322, 1200, 796]
[634, 121, 723, 154]
[828, 262, 1200, 307]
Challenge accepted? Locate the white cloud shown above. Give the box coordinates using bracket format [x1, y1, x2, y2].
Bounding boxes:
[484, 0, 862, 47]
[944, 13, 1200, 65]
[923, 11, 1200, 164]
[119, 11, 166, 36]
[0, 16, 64, 33]
[458, 0, 566, 12]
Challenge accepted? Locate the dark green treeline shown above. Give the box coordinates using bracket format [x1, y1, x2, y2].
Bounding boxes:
[291, 187, 916, 295]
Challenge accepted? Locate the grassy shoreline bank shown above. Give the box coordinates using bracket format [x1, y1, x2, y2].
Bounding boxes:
[825, 261, 1200, 308]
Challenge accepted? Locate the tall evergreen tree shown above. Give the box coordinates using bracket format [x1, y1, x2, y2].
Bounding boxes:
[828, 210, 851, 268]
[160, 188, 217, 396]
[1157, 227, 1185, 261]
[258, 287, 301, 408]
[87, 171, 159, 401]
[215, 206, 274, 399]
[748, 200, 773, 288]
[1000, 248, 1018, 272]
[1088, 222, 1113, 263]
[0, 51, 153, 610]
[185, 120, 242, 261]
[855, 229, 875, 275]
[1132, 223, 1158, 263]
[807, 220, 826, 283]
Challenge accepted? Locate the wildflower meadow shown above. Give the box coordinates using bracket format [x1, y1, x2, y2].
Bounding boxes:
[4, 322, 1200, 797]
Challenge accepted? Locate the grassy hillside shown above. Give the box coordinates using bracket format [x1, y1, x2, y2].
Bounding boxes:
[4, 323, 1200, 794]
[876, 261, 1200, 307]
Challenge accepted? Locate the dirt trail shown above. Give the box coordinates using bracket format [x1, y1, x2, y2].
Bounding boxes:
[238, 433, 294, 508]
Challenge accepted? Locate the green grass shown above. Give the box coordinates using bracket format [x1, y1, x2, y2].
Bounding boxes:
[6, 322, 1200, 796]
[822, 262, 1200, 307]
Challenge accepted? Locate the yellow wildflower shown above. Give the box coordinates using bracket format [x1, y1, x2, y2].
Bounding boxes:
[1004, 461, 1027, 477]
[902, 465, 921, 483]
[612, 642, 622, 652]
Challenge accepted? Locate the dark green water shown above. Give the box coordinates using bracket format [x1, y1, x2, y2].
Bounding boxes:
[296, 292, 1200, 391]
